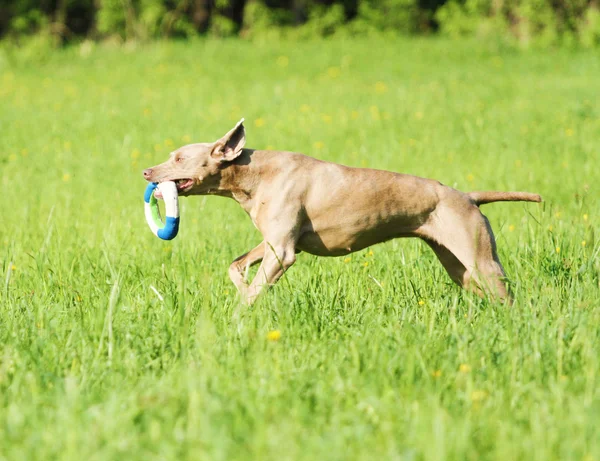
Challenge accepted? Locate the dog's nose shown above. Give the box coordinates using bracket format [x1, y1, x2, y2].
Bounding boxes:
[143, 168, 153, 179]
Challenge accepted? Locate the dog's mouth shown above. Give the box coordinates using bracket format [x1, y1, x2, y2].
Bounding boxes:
[154, 178, 194, 199]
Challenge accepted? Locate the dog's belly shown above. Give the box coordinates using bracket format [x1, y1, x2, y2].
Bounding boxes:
[296, 218, 422, 257]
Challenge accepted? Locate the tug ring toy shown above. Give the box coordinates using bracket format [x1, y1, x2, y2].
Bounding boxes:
[144, 182, 180, 240]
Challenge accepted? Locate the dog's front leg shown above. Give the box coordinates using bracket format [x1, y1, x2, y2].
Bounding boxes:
[244, 241, 296, 305]
[228, 241, 265, 295]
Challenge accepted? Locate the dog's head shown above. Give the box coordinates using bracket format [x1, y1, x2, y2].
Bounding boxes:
[142, 119, 246, 196]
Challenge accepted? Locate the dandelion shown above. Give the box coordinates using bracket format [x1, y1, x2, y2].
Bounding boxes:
[11, 264, 16, 271]
[181, 134, 192, 143]
[367, 250, 374, 257]
[9, 153, 17, 161]
[415, 111, 424, 120]
[369, 105, 380, 121]
[555, 246, 561, 253]
[374, 82, 388, 94]
[565, 128, 574, 137]
[254, 118, 265, 128]
[471, 390, 488, 402]
[344, 257, 351, 263]
[327, 67, 340, 78]
[277, 56, 289, 68]
[548, 225, 553, 231]
[164, 139, 174, 148]
[508, 224, 515, 232]
[300, 104, 311, 113]
[131, 148, 140, 159]
[555, 211, 561, 218]
[582, 240, 586, 247]
[363, 262, 369, 267]
[63, 141, 72, 151]
[515, 159, 522, 167]
[62, 173, 71, 182]
[466, 174, 475, 182]
[459, 364, 471, 373]
[265, 145, 275, 150]
[432, 369, 442, 378]
[583, 214, 588, 221]
[321, 114, 332, 124]
[267, 330, 281, 341]
[143, 108, 152, 116]
[224, 290, 230, 295]
[313, 141, 324, 150]
[418, 300, 425, 306]
[351, 110, 359, 120]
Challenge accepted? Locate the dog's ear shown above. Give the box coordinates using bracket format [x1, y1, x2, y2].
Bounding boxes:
[211, 118, 246, 162]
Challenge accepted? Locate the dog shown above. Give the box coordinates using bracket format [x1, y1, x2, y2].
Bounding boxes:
[143, 119, 541, 304]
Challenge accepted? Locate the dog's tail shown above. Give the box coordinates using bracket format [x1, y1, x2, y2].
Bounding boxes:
[468, 191, 542, 206]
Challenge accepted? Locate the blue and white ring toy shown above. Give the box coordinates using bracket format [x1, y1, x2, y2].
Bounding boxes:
[144, 182, 180, 240]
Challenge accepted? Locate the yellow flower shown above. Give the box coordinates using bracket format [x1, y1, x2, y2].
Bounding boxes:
[374, 82, 387, 94]
[63, 141, 72, 150]
[300, 104, 311, 113]
[9, 153, 17, 161]
[62, 173, 71, 182]
[267, 330, 281, 341]
[21, 149, 28, 157]
[351, 110, 359, 120]
[367, 250, 374, 257]
[555, 247, 561, 253]
[515, 159, 522, 167]
[143, 108, 151, 116]
[508, 224, 515, 232]
[344, 257, 351, 263]
[131, 148, 140, 159]
[327, 67, 340, 78]
[471, 390, 488, 402]
[181, 134, 192, 143]
[415, 111, 424, 120]
[432, 369, 442, 378]
[154, 143, 162, 152]
[11, 264, 16, 271]
[548, 225, 553, 231]
[363, 261, 369, 267]
[321, 114, 332, 124]
[459, 364, 471, 373]
[313, 141, 324, 149]
[565, 128, 574, 137]
[277, 55, 289, 68]
[164, 139, 174, 148]
[581, 240, 586, 247]
[583, 214, 588, 221]
[369, 105, 380, 121]
[555, 211, 561, 218]
[254, 118, 265, 128]
[466, 173, 475, 182]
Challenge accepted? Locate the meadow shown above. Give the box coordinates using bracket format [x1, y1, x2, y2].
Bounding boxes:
[0, 38, 599, 460]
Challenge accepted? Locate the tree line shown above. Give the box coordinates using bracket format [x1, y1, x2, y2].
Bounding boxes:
[1, 0, 599, 46]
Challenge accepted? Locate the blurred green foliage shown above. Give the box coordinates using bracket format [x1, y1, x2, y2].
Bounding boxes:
[0, 0, 599, 46]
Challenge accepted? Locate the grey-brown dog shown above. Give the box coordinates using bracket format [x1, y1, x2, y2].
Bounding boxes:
[143, 119, 541, 304]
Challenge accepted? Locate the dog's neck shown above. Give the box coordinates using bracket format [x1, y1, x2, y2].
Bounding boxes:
[214, 149, 262, 212]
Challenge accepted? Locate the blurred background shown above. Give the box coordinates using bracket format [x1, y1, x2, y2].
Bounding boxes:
[1, 0, 600, 47]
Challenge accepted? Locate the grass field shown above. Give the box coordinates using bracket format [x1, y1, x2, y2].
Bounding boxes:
[0, 38, 599, 460]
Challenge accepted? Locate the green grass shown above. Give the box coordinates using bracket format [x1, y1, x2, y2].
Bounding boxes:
[0, 37, 599, 460]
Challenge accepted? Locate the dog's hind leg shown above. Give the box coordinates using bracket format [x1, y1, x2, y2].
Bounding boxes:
[420, 204, 511, 302]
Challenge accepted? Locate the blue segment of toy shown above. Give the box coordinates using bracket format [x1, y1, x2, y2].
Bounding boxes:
[144, 182, 158, 203]
[157, 216, 180, 241]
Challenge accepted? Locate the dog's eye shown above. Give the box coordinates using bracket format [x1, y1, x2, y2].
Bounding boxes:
[176, 156, 184, 163]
